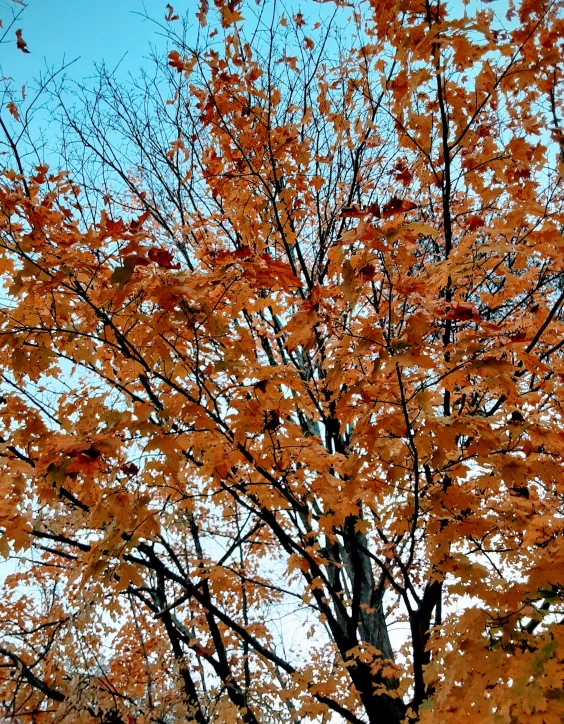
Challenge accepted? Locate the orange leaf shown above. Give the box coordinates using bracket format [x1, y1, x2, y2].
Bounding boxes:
[278, 55, 299, 72]
[221, 3, 244, 27]
[168, 50, 196, 74]
[6, 102, 19, 121]
[196, 0, 209, 26]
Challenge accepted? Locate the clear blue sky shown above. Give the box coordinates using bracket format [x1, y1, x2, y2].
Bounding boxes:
[1, 0, 186, 87]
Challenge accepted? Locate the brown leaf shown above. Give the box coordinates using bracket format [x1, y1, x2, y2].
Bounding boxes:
[121, 462, 139, 476]
[341, 206, 365, 218]
[168, 50, 186, 72]
[444, 303, 478, 321]
[15, 29, 30, 54]
[124, 254, 151, 267]
[264, 410, 280, 430]
[392, 161, 413, 186]
[359, 263, 376, 280]
[196, 0, 209, 26]
[110, 265, 134, 287]
[6, 102, 19, 121]
[381, 197, 417, 218]
[165, 3, 179, 21]
[341, 203, 380, 219]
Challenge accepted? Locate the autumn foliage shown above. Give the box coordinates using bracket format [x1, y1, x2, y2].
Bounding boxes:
[1, 0, 564, 721]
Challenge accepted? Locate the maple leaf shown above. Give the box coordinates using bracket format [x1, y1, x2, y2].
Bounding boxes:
[168, 51, 196, 74]
[392, 160, 413, 186]
[168, 50, 184, 72]
[220, 1, 244, 27]
[380, 196, 417, 218]
[15, 29, 29, 53]
[3, 3, 564, 723]
[444, 303, 479, 321]
[148, 247, 181, 269]
[359, 263, 376, 280]
[341, 202, 380, 218]
[278, 55, 299, 72]
[32, 163, 49, 184]
[466, 215, 485, 231]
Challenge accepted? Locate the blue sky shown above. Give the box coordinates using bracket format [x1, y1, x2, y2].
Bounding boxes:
[1, 0, 185, 87]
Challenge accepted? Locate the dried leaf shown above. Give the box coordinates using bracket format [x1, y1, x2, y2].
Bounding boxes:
[6, 102, 19, 121]
[148, 247, 181, 269]
[165, 3, 179, 21]
[15, 29, 29, 53]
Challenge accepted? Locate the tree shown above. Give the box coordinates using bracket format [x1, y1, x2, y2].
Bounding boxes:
[1, 0, 564, 721]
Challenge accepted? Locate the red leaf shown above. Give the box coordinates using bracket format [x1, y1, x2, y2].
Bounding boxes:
[121, 463, 139, 476]
[341, 203, 380, 219]
[124, 254, 151, 268]
[359, 263, 376, 280]
[381, 197, 417, 218]
[392, 161, 413, 186]
[234, 246, 252, 260]
[509, 331, 527, 343]
[148, 248, 181, 269]
[128, 211, 150, 232]
[445, 303, 478, 321]
[33, 167, 48, 184]
[341, 206, 364, 218]
[467, 215, 485, 231]
[15, 29, 30, 54]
